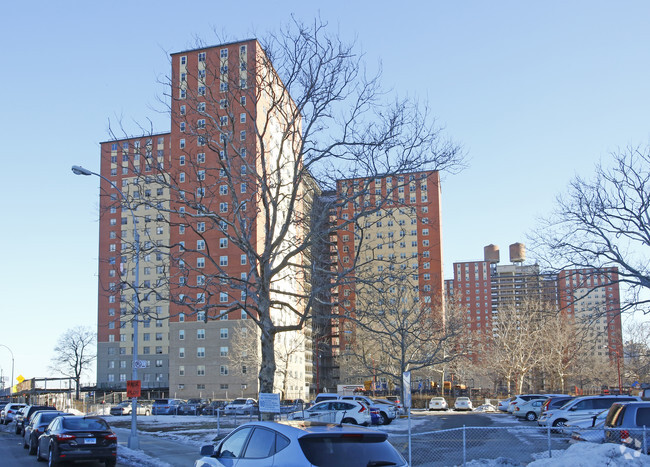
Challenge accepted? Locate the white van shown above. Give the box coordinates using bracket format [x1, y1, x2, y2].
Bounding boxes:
[537, 394, 640, 428]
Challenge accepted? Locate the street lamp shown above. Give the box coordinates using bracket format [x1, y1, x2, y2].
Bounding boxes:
[72, 165, 141, 450]
[0, 344, 15, 399]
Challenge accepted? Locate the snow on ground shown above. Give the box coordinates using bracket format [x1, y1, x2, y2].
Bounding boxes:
[464, 442, 650, 466]
[118, 444, 174, 467]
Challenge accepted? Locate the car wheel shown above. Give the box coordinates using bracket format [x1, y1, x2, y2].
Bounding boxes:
[525, 412, 537, 422]
[29, 436, 37, 455]
[36, 442, 44, 462]
[341, 417, 356, 425]
[375, 413, 386, 425]
[48, 445, 59, 467]
[553, 419, 566, 427]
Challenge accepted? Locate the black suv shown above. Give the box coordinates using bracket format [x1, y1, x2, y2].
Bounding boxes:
[14, 405, 57, 435]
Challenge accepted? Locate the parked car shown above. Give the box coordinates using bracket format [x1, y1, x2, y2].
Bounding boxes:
[178, 399, 209, 415]
[14, 404, 57, 435]
[385, 396, 405, 415]
[339, 395, 397, 425]
[454, 397, 473, 411]
[374, 398, 403, 416]
[497, 397, 514, 412]
[429, 397, 449, 411]
[109, 401, 151, 416]
[507, 394, 549, 413]
[22, 410, 70, 454]
[288, 400, 371, 425]
[313, 393, 339, 404]
[151, 398, 185, 415]
[0, 402, 25, 424]
[604, 401, 650, 454]
[568, 409, 609, 443]
[538, 394, 641, 428]
[202, 400, 228, 415]
[540, 396, 574, 415]
[194, 420, 407, 467]
[224, 398, 258, 415]
[36, 415, 117, 466]
[280, 399, 305, 414]
[514, 398, 547, 421]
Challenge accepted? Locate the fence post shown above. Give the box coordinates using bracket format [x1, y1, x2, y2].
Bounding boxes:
[216, 408, 220, 438]
[463, 425, 466, 466]
[547, 425, 552, 458]
[643, 425, 647, 457]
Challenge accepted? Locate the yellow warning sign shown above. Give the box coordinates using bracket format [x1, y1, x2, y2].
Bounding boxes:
[16, 375, 25, 384]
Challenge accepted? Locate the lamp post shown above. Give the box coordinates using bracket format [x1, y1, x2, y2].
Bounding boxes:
[72, 165, 141, 450]
[0, 344, 14, 399]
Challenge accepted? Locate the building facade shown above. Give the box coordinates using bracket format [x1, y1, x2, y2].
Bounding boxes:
[96, 39, 312, 399]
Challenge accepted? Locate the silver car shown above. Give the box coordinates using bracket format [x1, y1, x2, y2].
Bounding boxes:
[194, 420, 407, 467]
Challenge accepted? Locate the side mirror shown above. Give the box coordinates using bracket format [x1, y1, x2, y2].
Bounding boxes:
[199, 445, 215, 457]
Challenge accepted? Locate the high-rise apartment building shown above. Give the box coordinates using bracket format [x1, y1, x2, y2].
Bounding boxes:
[331, 171, 445, 386]
[96, 39, 311, 399]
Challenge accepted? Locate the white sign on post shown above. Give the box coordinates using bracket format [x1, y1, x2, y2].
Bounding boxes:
[258, 392, 281, 413]
[403, 371, 411, 408]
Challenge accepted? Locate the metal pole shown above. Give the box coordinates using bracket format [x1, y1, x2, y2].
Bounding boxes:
[462, 425, 466, 466]
[72, 166, 140, 449]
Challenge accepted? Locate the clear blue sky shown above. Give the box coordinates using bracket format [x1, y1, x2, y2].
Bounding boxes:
[1, 1, 648, 384]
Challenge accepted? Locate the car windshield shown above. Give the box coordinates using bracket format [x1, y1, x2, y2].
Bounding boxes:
[432, 398, 444, 401]
[39, 412, 62, 423]
[299, 435, 405, 467]
[231, 399, 247, 405]
[116, 402, 130, 407]
[62, 418, 110, 431]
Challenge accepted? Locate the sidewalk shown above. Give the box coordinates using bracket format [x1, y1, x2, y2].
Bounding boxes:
[114, 427, 201, 466]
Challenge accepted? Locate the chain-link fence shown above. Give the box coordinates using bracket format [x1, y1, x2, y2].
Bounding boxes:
[388, 425, 586, 466]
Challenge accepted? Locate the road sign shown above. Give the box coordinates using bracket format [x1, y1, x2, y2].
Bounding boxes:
[126, 380, 141, 398]
[403, 371, 411, 408]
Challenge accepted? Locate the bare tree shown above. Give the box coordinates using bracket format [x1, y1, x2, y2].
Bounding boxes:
[50, 327, 96, 400]
[531, 145, 650, 314]
[343, 277, 467, 404]
[109, 17, 464, 405]
[486, 298, 549, 395]
[623, 320, 650, 385]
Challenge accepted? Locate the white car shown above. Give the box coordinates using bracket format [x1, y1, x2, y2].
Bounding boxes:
[194, 421, 407, 467]
[288, 400, 371, 425]
[497, 397, 514, 412]
[454, 397, 473, 411]
[1, 403, 26, 424]
[513, 398, 547, 421]
[224, 398, 258, 415]
[429, 397, 448, 411]
[507, 394, 548, 413]
[538, 395, 641, 428]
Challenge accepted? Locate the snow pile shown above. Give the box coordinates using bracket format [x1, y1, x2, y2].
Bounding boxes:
[464, 442, 650, 467]
[118, 445, 174, 467]
[473, 403, 498, 413]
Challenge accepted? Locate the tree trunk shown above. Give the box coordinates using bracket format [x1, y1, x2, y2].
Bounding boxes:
[258, 313, 276, 421]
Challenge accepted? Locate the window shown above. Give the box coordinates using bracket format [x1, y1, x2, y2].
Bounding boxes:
[197, 329, 205, 339]
[220, 346, 228, 357]
[220, 255, 228, 266]
[240, 96, 246, 106]
[220, 292, 228, 303]
[197, 152, 205, 163]
[179, 365, 185, 376]
[197, 365, 205, 376]
[179, 155, 185, 166]
[197, 240, 205, 250]
[241, 254, 247, 265]
[240, 113, 246, 123]
[220, 202, 228, 213]
[220, 328, 228, 339]
[179, 330, 185, 340]
[180, 105, 186, 115]
[198, 52, 206, 62]
[197, 102, 206, 112]
[219, 184, 228, 195]
[220, 238, 228, 248]
[197, 347, 205, 357]
[179, 347, 185, 358]
[197, 258, 205, 268]
[220, 365, 229, 375]
[197, 222, 205, 232]
[240, 130, 246, 141]
[197, 119, 205, 129]
[220, 116, 228, 126]
[180, 138, 185, 149]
